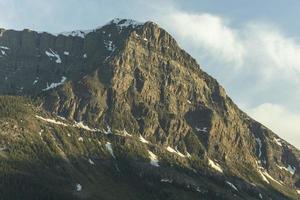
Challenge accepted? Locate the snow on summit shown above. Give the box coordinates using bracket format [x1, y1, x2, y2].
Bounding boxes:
[55, 18, 144, 38]
[59, 30, 92, 38]
[107, 18, 143, 28]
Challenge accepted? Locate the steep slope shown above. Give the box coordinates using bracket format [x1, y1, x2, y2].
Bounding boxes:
[0, 18, 300, 199]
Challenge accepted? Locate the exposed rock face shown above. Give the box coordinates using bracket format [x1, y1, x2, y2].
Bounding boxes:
[0, 18, 300, 199]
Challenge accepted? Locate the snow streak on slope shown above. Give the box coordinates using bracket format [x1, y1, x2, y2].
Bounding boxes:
[148, 150, 159, 167]
[42, 76, 67, 91]
[208, 159, 223, 173]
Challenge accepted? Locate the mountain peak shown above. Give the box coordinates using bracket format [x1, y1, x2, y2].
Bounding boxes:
[1, 17, 300, 199]
[105, 18, 144, 28]
[55, 18, 145, 38]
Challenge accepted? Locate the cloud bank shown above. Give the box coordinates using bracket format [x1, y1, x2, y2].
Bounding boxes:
[167, 13, 245, 67]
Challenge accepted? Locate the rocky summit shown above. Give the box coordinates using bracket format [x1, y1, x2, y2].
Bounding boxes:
[0, 18, 299, 200]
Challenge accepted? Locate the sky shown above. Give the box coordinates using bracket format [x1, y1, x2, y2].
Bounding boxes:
[1, 0, 300, 148]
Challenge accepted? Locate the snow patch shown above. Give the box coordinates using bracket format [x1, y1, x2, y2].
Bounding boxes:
[103, 125, 112, 134]
[59, 30, 91, 38]
[33, 77, 39, 85]
[35, 115, 68, 126]
[49, 18, 145, 40]
[262, 171, 283, 185]
[57, 116, 66, 121]
[148, 150, 159, 167]
[42, 76, 66, 91]
[104, 40, 116, 51]
[1, 50, 6, 56]
[255, 137, 262, 158]
[45, 49, 62, 63]
[88, 158, 95, 165]
[166, 146, 186, 157]
[63, 51, 69, 55]
[208, 159, 223, 173]
[255, 162, 269, 184]
[195, 187, 203, 193]
[0, 46, 9, 56]
[139, 135, 149, 144]
[83, 53, 87, 58]
[0, 45, 9, 50]
[277, 164, 296, 175]
[161, 178, 173, 183]
[0, 146, 8, 151]
[186, 151, 192, 158]
[105, 142, 115, 158]
[38, 129, 44, 136]
[73, 121, 100, 132]
[257, 164, 282, 185]
[122, 129, 132, 137]
[226, 181, 238, 191]
[258, 170, 270, 184]
[108, 18, 143, 29]
[78, 137, 83, 142]
[274, 137, 282, 146]
[195, 127, 208, 133]
[76, 183, 82, 192]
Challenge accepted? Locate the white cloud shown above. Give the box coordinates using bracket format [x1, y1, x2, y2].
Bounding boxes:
[243, 23, 300, 81]
[165, 12, 245, 67]
[162, 11, 300, 81]
[246, 103, 300, 148]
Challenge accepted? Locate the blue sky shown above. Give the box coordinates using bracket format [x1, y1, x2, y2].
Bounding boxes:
[1, 0, 300, 148]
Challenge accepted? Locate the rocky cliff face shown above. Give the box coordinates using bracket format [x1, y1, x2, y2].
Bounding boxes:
[0, 18, 300, 199]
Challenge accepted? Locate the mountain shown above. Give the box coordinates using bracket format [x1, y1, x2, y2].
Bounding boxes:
[0, 18, 300, 200]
